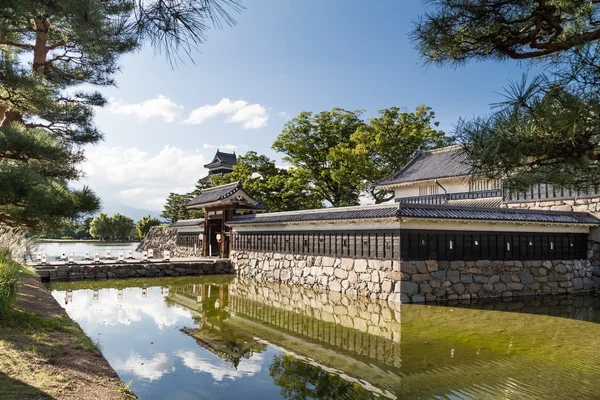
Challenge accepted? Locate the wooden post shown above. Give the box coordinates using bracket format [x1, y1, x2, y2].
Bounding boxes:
[203, 209, 209, 257]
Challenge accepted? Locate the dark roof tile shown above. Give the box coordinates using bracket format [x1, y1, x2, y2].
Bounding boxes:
[227, 202, 600, 226]
[377, 145, 471, 187]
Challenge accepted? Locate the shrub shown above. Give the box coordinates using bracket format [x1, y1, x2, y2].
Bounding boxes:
[0, 251, 23, 317]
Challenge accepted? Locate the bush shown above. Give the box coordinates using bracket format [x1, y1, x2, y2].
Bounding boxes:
[0, 251, 23, 317]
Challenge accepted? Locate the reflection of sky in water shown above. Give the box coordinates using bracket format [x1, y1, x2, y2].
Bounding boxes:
[51, 286, 280, 400]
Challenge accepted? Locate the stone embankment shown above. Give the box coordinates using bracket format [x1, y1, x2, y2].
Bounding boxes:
[137, 227, 199, 257]
[39, 260, 233, 281]
[505, 198, 600, 217]
[231, 250, 600, 303]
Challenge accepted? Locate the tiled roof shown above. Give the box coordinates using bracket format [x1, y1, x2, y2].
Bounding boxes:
[204, 150, 237, 169]
[227, 202, 600, 226]
[376, 145, 471, 187]
[397, 203, 600, 224]
[186, 181, 265, 209]
[446, 197, 503, 208]
[170, 219, 203, 228]
[227, 204, 399, 225]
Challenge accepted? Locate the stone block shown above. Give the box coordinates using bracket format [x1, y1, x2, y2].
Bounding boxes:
[371, 271, 381, 283]
[518, 270, 535, 285]
[425, 260, 438, 272]
[453, 283, 466, 295]
[431, 271, 446, 281]
[447, 270, 460, 283]
[475, 260, 491, 268]
[401, 262, 418, 274]
[460, 274, 474, 284]
[507, 282, 523, 291]
[438, 261, 450, 270]
[382, 280, 393, 293]
[419, 283, 432, 294]
[449, 261, 464, 270]
[329, 281, 342, 292]
[354, 259, 368, 273]
[401, 281, 419, 296]
[412, 294, 426, 303]
[416, 261, 428, 274]
[412, 273, 430, 283]
[386, 271, 401, 281]
[334, 269, 348, 280]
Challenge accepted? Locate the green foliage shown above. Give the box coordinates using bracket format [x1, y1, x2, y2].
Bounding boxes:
[211, 151, 321, 211]
[269, 354, 376, 400]
[89, 213, 135, 240]
[0, 251, 23, 317]
[162, 193, 196, 223]
[412, 1, 600, 188]
[38, 217, 93, 240]
[0, 0, 241, 229]
[457, 75, 600, 192]
[136, 215, 162, 239]
[273, 108, 366, 207]
[412, 1, 600, 64]
[332, 106, 450, 203]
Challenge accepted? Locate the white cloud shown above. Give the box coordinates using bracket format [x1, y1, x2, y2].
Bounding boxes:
[184, 98, 268, 129]
[108, 95, 183, 122]
[176, 350, 263, 381]
[278, 111, 291, 120]
[82, 145, 208, 211]
[113, 352, 175, 381]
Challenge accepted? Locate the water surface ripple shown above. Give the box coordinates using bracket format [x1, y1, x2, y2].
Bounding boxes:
[50, 276, 600, 399]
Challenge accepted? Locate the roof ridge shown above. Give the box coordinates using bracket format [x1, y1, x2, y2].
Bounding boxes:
[241, 203, 398, 219]
[398, 201, 596, 217]
[200, 181, 241, 193]
[425, 144, 462, 154]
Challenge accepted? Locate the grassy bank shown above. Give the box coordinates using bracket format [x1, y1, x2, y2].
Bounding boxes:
[0, 274, 135, 399]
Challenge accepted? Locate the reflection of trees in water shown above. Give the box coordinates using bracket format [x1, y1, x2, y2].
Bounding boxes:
[269, 354, 377, 400]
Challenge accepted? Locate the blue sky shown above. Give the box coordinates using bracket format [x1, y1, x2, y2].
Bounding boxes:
[85, 0, 536, 216]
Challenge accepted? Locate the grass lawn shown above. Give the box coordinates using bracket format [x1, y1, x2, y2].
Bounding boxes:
[0, 274, 135, 400]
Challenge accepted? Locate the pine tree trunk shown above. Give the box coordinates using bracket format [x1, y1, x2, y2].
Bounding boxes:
[33, 18, 50, 75]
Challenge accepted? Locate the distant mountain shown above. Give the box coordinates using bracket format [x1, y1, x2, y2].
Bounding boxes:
[101, 202, 162, 222]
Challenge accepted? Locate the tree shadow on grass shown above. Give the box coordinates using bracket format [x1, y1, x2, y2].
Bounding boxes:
[0, 372, 55, 399]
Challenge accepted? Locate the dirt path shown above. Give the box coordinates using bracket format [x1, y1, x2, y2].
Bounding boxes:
[0, 275, 135, 400]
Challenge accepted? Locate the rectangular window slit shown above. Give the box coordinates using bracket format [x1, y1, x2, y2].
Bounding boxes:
[507, 242, 511, 251]
[449, 240, 453, 249]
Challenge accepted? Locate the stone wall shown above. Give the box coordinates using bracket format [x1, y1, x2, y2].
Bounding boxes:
[137, 227, 200, 258]
[231, 250, 403, 302]
[504, 198, 600, 217]
[40, 260, 233, 281]
[230, 250, 599, 303]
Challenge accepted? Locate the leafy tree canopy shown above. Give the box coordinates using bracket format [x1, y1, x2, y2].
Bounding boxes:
[273, 108, 366, 207]
[136, 215, 162, 239]
[0, 0, 241, 229]
[211, 151, 322, 211]
[412, 0, 600, 64]
[332, 106, 449, 203]
[412, 1, 600, 191]
[89, 213, 135, 240]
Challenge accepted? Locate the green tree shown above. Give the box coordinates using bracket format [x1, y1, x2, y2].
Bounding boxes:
[0, 0, 241, 229]
[89, 213, 111, 240]
[136, 215, 161, 239]
[269, 354, 376, 400]
[211, 151, 321, 211]
[161, 193, 194, 223]
[332, 106, 450, 203]
[110, 213, 135, 240]
[411, 1, 600, 190]
[412, 1, 600, 64]
[273, 108, 366, 207]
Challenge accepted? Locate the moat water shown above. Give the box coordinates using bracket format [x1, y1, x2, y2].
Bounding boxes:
[50, 276, 600, 400]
